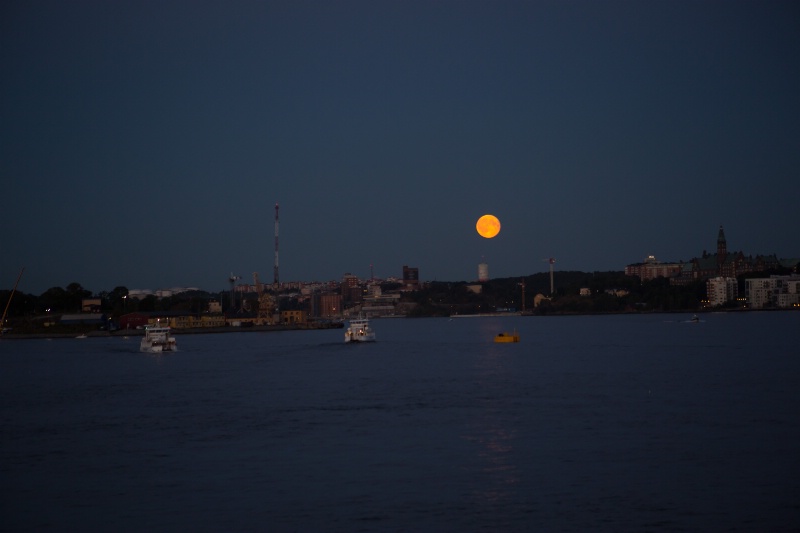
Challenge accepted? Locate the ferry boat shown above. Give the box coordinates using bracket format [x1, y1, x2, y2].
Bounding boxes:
[345, 316, 376, 343]
[140, 325, 177, 353]
[494, 330, 520, 343]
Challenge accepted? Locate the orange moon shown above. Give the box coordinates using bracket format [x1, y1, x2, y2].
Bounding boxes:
[476, 214, 501, 238]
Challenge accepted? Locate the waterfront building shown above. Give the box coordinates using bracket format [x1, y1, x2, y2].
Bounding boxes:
[706, 276, 738, 307]
[174, 314, 227, 329]
[745, 275, 800, 309]
[118, 311, 196, 330]
[361, 292, 401, 317]
[60, 313, 104, 326]
[313, 292, 342, 318]
[280, 310, 307, 324]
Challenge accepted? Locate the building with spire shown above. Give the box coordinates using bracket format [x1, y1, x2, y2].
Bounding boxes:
[672, 225, 781, 284]
[716, 225, 728, 275]
[627, 226, 785, 285]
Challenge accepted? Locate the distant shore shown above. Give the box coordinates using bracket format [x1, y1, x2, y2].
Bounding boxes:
[0, 321, 344, 340]
[3, 307, 796, 340]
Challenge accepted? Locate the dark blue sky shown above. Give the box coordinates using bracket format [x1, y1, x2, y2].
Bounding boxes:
[3, 1, 799, 294]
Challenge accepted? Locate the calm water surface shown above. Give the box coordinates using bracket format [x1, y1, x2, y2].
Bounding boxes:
[2, 313, 799, 531]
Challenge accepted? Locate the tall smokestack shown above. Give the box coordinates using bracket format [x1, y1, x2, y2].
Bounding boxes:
[274, 203, 279, 286]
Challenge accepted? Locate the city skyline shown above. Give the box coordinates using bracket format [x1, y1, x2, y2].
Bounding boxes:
[5, 222, 797, 297]
[3, 1, 799, 295]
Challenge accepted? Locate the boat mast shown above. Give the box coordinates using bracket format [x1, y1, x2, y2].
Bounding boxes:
[1, 267, 25, 334]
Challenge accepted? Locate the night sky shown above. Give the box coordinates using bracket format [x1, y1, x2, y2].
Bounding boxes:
[3, 1, 799, 294]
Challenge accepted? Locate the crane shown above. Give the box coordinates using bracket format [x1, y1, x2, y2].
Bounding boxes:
[1, 267, 24, 334]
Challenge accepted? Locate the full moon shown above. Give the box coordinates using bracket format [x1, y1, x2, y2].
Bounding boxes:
[476, 214, 501, 239]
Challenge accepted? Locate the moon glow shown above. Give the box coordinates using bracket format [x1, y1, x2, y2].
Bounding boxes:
[476, 214, 501, 239]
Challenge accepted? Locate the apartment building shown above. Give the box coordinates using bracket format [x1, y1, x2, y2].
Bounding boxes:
[745, 275, 800, 309]
[706, 277, 738, 307]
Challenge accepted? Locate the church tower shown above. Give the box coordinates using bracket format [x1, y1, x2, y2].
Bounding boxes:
[716, 225, 727, 275]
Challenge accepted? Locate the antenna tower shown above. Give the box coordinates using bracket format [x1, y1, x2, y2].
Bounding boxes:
[548, 258, 556, 295]
[274, 203, 280, 287]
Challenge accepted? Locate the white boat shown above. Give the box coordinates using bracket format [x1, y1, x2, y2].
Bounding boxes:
[140, 325, 177, 353]
[344, 316, 376, 343]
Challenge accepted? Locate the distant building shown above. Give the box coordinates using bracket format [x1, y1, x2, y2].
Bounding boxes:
[673, 226, 780, 284]
[780, 258, 800, 273]
[402, 265, 419, 290]
[361, 292, 401, 317]
[478, 262, 489, 282]
[118, 311, 190, 330]
[119, 312, 149, 330]
[60, 313, 104, 325]
[174, 315, 226, 329]
[629, 226, 783, 285]
[745, 275, 800, 309]
[81, 298, 102, 313]
[624, 255, 682, 281]
[280, 310, 307, 324]
[604, 288, 630, 297]
[313, 292, 342, 318]
[127, 287, 199, 299]
[127, 289, 154, 299]
[706, 277, 738, 307]
[341, 273, 362, 304]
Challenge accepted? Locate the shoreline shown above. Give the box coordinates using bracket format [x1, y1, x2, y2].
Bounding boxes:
[0, 322, 344, 340]
[2, 307, 796, 340]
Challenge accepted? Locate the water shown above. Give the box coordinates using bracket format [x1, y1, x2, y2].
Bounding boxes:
[2, 313, 798, 532]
